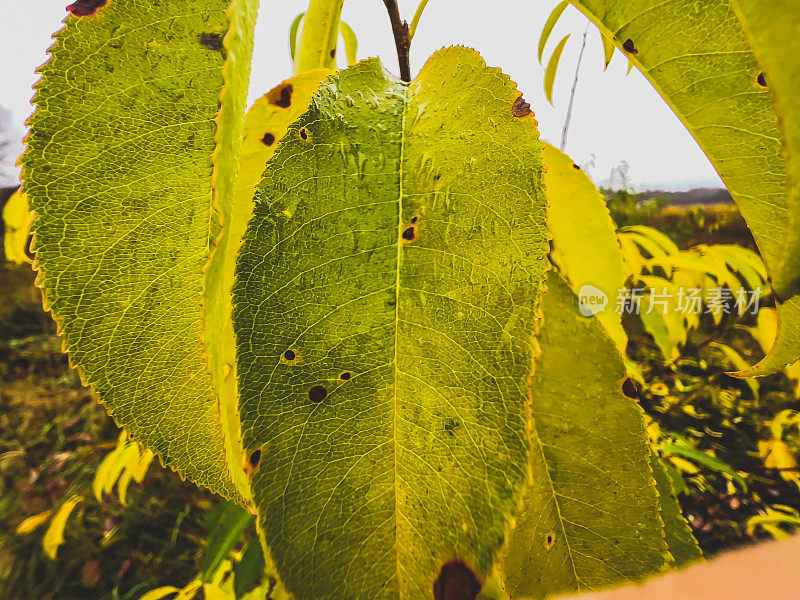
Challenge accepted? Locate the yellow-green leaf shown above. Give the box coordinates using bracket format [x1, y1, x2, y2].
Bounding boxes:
[233, 48, 549, 600]
[137, 587, 181, 600]
[543, 142, 626, 352]
[544, 34, 571, 105]
[569, 0, 800, 375]
[42, 496, 82, 560]
[15, 510, 52, 535]
[538, 1, 570, 63]
[2, 188, 30, 264]
[22, 0, 259, 501]
[499, 274, 669, 598]
[340, 20, 358, 66]
[600, 30, 615, 69]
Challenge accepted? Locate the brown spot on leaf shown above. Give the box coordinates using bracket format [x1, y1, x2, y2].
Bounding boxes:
[268, 83, 294, 108]
[262, 132, 276, 146]
[283, 349, 296, 361]
[756, 71, 767, 88]
[402, 226, 416, 241]
[572, 163, 581, 170]
[512, 95, 532, 117]
[339, 371, 352, 381]
[244, 448, 262, 476]
[330, 47, 337, 59]
[299, 127, 309, 141]
[433, 561, 481, 600]
[544, 531, 556, 550]
[199, 33, 224, 52]
[308, 385, 328, 403]
[410, 216, 419, 224]
[66, 0, 107, 16]
[622, 377, 639, 399]
[622, 38, 638, 55]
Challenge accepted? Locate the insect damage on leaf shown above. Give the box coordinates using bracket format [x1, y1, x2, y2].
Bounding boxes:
[199, 32, 225, 52]
[621, 377, 639, 399]
[299, 127, 310, 140]
[512, 95, 532, 117]
[308, 385, 328, 403]
[622, 38, 638, 55]
[433, 560, 482, 600]
[268, 83, 294, 108]
[66, 0, 107, 16]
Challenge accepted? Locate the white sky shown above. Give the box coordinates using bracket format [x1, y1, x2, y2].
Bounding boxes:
[0, 0, 724, 190]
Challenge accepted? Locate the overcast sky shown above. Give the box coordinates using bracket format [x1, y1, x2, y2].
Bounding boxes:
[0, 0, 724, 190]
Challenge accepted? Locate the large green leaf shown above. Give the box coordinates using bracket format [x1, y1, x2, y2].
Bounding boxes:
[499, 273, 669, 598]
[569, 0, 800, 376]
[22, 0, 258, 501]
[233, 48, 549, 600]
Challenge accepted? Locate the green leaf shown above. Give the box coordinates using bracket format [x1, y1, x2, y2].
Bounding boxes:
[569, 0, 800, 375]
[43, 496, 82, 560]
[294, 0, 344, 73]
[201, 503, 253, 582]
[289, 12, 305, 61]
[234, 539, 265, 599]
[499, 273, 668, 598]
[233, 48, 549, 600]
[339, 21, 358, 66]
[544, 34, 571, 105]
[650, 451, 702, 568]
[660, 443, 747, 492]
[22, 0, 258, 501]
[728, 1, 800, 305]
[538, 1, 570, 63]
[543, 142, 627, 352]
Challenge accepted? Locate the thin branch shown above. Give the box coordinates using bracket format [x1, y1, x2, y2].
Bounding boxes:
[560, 24, 589, 152]
[382, 0, 411, 82]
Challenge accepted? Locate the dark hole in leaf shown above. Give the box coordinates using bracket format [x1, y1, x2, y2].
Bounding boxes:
[283, 349, 296, 361]
[249, 449, 261, 470]
[308, 385, 328, 403]
[621, 377, 639, 399]
[339, 371, 352, 381]
[622, 38, 638, 55]
[512, 95, 532, 117]
[544, 532, 556, 550]
[66, 0, 107, 16]
[262, 132, 276, 146]
[402, 226, 416, 241]
[330, 47, 336, 59]
[756, 72, 767, 88]
[299, 128, 309, 141]
[433, 560, 481, 600]
[269, 84, 293, 108]
[410, 216, 419, 224]
[199, 32, 224, 52]
[572, 163, 581, 170]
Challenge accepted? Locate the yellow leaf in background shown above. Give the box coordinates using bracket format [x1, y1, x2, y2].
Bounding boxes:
[137, 586, 181, 600]
[2, 188, 31, 264]
[203, 583, 232, 600]
[15, 510, 52, 535]
[42, 496, 81, 560]
[174, 580, 203, 600]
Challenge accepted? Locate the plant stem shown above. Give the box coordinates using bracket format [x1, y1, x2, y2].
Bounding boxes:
[408, 0, 430, 42]
[382, 0, 411, 82]
[560, 24, 589, 151]
[294, 0, 344, 73]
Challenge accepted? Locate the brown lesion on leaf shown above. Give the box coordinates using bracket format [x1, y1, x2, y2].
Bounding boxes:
[621, 376, 639, 399]
[622, 38, 638, 55]
[329, 47, 337, 59]
[402, 226, 416, 241]
[299, 127, 310, 141]
[267, 83, 294, 108]
[544, 531, 556, 550]
[308, 385, 328, 403]
[755, 71, 768, 88]
[283, 349, 297, 362]
[199, 32, 225, 52]
[572, 163, 581, 170]
[433, 560, 482, 600]
[339, 371, 352, 381]
[410, 215, 419, 224]
[262, 132, 276, 146]
[244, 448, 262, 476]
[66, 0, 108, 16]
[512, 95, 532, 118]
